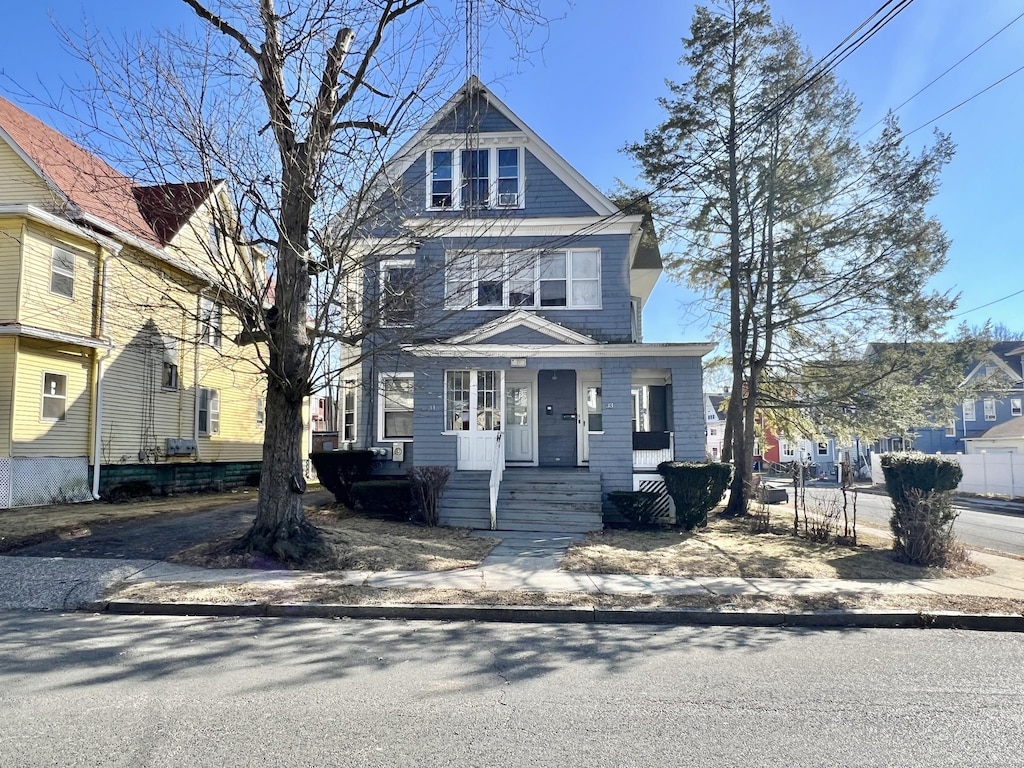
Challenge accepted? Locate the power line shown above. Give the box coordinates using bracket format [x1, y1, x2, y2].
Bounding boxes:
[903, 60, 1024, 139]
[857, 8, 1024, 140]
[951, 287, 1024, 318]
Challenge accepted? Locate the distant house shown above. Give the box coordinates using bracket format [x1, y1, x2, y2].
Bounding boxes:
[0, 96, 288, 508]
[335, 77, 713, 531]
[963, 416, 1024, 455]
[899, 342, 1024, 454]
[705, 392, 726, 460]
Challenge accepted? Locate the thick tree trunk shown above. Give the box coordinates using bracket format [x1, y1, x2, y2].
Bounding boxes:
[243, 369, 324, 563]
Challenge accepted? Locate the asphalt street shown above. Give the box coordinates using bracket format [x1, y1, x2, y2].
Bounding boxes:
[0, 613, 1021, 767]
[797, 487, 1024, 555]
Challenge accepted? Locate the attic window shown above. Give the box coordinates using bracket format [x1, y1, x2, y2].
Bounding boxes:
[428, 147, 522, 210]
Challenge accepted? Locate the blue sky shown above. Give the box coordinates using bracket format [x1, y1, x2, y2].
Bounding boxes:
[3, 1, 1023, 342]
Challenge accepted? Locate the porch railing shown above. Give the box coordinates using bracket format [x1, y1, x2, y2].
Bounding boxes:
[489, 433, 504, 530]
[633, 432, 675, 469]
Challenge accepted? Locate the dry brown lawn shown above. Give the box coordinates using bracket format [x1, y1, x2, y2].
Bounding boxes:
[561, 514, 986, 579]
[170, 505, 496, 572]
[0, 488, 261, 553]
[108, 580, 1024, 616]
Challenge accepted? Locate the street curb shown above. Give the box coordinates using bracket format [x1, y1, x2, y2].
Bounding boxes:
[83, 600, 1024, 632]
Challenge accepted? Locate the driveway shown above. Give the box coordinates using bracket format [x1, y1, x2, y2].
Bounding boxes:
[6, 490, 334, 561]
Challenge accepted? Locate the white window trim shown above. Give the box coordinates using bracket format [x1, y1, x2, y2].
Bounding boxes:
[379, 258, 417, 327]
[256, 396, 266, 426]
[161, 336, 180, 391]
[49, 246, 75, 299]
[200, 297, 223, 348]
[983, 397, 997, 421]
[963, 398, 976, 422]
[945, 421, 956, 437]
[378, 372, 414, 442]
[341, 379, 358, 442]
[40, 371, 68, 422]
[817, 442, 829, 456]
[445, 248, 601, 311]
[199, 387, 220, 435]
[1012, 398, 1022, 417]
[426, 147, 525, 211]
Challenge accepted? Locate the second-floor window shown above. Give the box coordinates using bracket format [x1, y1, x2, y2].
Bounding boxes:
[446, 249, 601, 310]
[50, 247, 75, 298]
[201, 298, 223, 348]
[162, 336, 179, 390]
[1012, 398, 1022, 417]
[817, 442, 828, 455]
[380, 259, 416, 326]
[428, 147, 522, 210]
[984, 397, 997, 421]
[963, 398, 976, 422]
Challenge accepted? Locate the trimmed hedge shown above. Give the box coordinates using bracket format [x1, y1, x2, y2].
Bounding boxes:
[880, 452, 963, 566]
[607, 490, 666, 528]
[310, 450, 374, 505]
[657, 461, 733, 531]
[350, 479, 413, 521]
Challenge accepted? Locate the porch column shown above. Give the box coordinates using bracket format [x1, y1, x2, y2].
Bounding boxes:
[670, 357, 706, 461]
[587, 360, 633, 514]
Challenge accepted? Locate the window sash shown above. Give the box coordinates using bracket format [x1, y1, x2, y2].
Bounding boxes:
[963, 399, 976, 421]
[1012, 398, 1022, 417]
[427, 147, 523, 210]
[41, 372, 67, 421]
[342, 379, 357, 441]
[50, 247, 75, 298]
[445, 370, 502, 432]
[983, 398, 997, 421]
[380, 260, 416, 325]
[201, 298, 223, 347]
[380, 374, 413, 440]
[256, 396, 266, 426]
[199, 388, 220, 435]
[444, 249, 600, 310]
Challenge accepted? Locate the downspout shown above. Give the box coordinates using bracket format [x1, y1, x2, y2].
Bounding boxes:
[193, 293, 201, 460]
[90, 248, 113, 499]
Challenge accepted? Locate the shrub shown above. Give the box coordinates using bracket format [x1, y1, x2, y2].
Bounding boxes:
[657, 461, 733, 531]
[350, 479, 413, 521]
[880, 452, 964, 566]
[408, 466, 451, 527]
[607, 490, 666, 528]
[310, 450, 374, 505]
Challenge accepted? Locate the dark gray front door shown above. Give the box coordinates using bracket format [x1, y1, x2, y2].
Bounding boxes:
[537, 370, 577, 467]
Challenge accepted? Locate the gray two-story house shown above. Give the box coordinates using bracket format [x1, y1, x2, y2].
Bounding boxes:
[338, 78, 712, 531]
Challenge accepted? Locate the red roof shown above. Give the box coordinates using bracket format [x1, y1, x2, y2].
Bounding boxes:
[0, 96, 215, 249]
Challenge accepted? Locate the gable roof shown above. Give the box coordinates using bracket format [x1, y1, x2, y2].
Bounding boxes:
[0, 95, 160, 244]
[444, 310, 597, 345]
[963, 342, 1024, 385]
[0, 97, 235, 256]
[386, 76, 619, 217]
[973, 416, 1024, 440]
[133, 181, 222, 245]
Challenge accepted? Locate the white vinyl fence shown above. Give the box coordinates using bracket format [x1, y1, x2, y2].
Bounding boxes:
[871, 452, 1023, 499]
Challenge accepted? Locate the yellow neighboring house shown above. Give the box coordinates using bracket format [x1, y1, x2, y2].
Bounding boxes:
[0, 96, 302, 508]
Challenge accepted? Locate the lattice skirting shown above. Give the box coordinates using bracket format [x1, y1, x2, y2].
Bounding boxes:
[0, 458, 11, 509]
[9, 457, 91, 508]
[633, 474, 676, 524]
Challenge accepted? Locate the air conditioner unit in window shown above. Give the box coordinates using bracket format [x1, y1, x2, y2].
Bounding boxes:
[497, 192, 520, 207]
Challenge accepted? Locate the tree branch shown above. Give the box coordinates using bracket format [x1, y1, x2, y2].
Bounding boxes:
[181, 0, 259, 61]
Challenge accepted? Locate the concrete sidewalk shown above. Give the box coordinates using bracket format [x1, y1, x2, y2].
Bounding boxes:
[3, 528, 1023, 628]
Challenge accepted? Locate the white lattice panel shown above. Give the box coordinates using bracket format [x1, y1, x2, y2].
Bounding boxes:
[0, 458, 11, 509]
[632, 474, 675, 524]
[10, 457, 90, 507]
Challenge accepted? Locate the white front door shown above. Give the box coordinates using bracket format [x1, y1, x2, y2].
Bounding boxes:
[577, 376, 602, 465]
[452, 370, 505, 471]
[505, 382, 534, 463]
